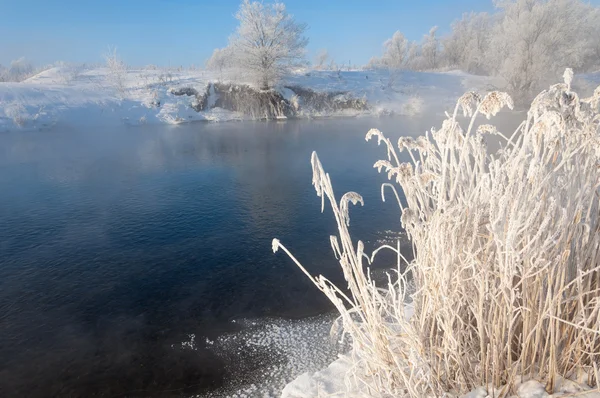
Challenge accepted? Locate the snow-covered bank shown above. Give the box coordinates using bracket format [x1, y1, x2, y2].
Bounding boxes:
[0, 66, 511, 132]
[283, 362, 600, 398]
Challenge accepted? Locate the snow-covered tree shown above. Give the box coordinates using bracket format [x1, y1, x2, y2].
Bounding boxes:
[442, 12, 492, 73]
[314, 49, 330, 70]
[9, 57, 33, 79]
[375, 27, 438, 72]
[206, 47, 234, 78]
[103, 46, 127, 95]
[421, 26, 440, 70]
[229, 0, 308, 89]
[581, 7, 600, 71]
[365, 56, 383, 69]
[0, 57, 34, 82]
[404, 41, 422, 70]
[381, 31, 408, 69]
[0, 64, 7, 82]
[487, 0, 597, 99]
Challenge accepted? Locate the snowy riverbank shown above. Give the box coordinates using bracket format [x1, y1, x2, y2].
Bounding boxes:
[0, 67, 502, 132]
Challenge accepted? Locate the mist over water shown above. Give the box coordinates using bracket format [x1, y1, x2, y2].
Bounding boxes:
[0, 116, 444, 397]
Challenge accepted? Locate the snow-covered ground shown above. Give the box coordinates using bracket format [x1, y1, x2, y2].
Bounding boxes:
[283, 357, 600, 398]
[0, 66, 509, 132]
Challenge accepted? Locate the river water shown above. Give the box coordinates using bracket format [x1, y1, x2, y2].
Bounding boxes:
[0, 116, 441, 397]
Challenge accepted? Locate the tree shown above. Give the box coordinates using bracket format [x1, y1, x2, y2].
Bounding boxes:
[487, 0, 597, 99]
[421, 26, 440, 70]
[230, 0, 308, 89]
[314, 49, 329, 70]
[404, 41, 422, 70]
[381, 31, 408, 69]
[206, 47, 234, 78]
[442, 12, 492, 73]
[103, 46, 127, 95]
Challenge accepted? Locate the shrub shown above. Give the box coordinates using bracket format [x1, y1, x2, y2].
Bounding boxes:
[103, 46, 128, 95]
[273, 70, 600, 396]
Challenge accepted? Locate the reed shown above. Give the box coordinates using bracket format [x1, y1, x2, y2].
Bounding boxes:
[274, 70, 600, 396]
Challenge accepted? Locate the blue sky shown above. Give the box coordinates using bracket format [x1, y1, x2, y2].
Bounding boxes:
[0, 0, 518, 67]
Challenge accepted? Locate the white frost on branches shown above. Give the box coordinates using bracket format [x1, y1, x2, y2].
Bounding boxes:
[381, 31, 409, 70]
[227, 0, 308, 89]
[369, 0, 600, 100]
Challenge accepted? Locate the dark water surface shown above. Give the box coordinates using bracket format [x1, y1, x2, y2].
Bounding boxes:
[0, 116, 439, 397]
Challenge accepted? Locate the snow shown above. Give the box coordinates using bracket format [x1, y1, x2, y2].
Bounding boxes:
[281, 355, 355, 398]
[281, 364, 600, 398]
[0, 66, 504, 132]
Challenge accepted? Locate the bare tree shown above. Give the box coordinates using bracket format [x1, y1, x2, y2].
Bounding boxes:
[230, 0, 308, 89]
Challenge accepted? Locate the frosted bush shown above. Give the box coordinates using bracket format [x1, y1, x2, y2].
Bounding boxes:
[274, 70, 600, 397]
[103, 46, 128, 95]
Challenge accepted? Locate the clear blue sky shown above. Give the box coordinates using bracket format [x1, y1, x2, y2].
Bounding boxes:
[0, 0, 538, 67]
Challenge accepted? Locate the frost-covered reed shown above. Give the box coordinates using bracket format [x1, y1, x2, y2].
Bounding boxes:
[274, 70, 600, 396]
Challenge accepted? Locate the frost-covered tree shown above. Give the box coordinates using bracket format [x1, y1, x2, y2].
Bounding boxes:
[10, 57, 33, 80]
[0, 57, 34, 82]
[206, 47, 234, 78]
[442, 12, 492, 73]
[314, 49, 330, 70]
[0, 64, 7, 82]
[229, 0, 308, 89]
[581, 7, 600, 71]
[405, 41, 422, 70]
[487, 0, 597, 99]
[103, 46, 128, 95]
[365, 56, 383, 70]
[421, 26, 440, 70]
[375, 28, 439, 72]
[381, 31, 408, 69]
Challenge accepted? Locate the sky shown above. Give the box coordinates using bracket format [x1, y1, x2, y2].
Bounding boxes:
[0, 0, 508, 68]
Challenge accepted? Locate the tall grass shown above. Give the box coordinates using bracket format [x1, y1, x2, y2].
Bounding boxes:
[273, 70, 600, 396]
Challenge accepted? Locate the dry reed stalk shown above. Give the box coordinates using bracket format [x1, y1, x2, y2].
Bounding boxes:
[274, 69, 600, 397]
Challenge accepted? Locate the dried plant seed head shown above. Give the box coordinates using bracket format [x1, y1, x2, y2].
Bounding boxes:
[366, 128, 385, 145]
[563, 68, 574, 89]
[398, 137, 417, 151]
[340, 192, 364, 226]
[479, 91, 514, 119]
[457, 91, 482, 118]
[271, 238, 280, 253]
[477, 124, 498, 135]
